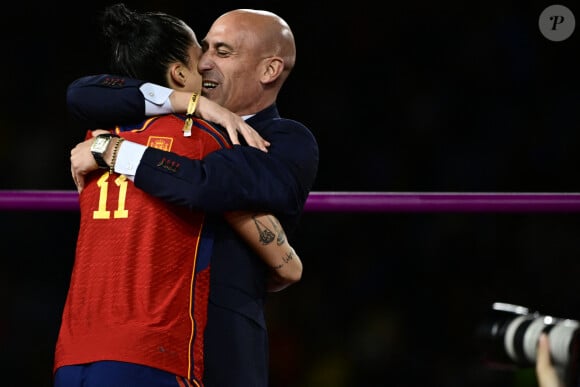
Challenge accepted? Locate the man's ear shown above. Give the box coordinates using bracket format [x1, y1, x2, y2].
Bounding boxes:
[260, 57, 284, 84]
[169, 63, 188, 88]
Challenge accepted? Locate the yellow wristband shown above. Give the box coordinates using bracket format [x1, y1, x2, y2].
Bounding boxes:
[183, 92, 200, 136]
[187, 92, 200, 115]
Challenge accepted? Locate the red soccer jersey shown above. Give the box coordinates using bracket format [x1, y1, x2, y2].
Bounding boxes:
[55, 115, 230, 384]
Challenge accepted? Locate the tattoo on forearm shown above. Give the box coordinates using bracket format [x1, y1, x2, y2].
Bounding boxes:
[277, 229, 286, 246]
[282, 250, 294, 264]
[253, 214, 289, 255]
[264, 215, 285, 246]
[252, 215, 275, 245]
[272, 249, 295, 270]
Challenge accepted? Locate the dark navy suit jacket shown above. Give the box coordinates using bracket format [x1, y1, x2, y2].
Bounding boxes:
[66, 74, 319, 386]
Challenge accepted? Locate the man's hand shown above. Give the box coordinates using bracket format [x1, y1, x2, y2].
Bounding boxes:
[70, 129, 109, 192]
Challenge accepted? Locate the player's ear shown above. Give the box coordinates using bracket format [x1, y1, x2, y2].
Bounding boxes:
[168, 63, 188, 88]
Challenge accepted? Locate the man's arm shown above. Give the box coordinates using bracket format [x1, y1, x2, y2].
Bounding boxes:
[68, 75, 319, 226]
[71, 115, 318, 229]
[67, 75, 147, 128]
[134, 120, 318, 222]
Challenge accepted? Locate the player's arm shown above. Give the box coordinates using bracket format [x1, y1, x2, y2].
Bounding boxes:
[67, 74, 268, 150]
[224, 211, 302, 292]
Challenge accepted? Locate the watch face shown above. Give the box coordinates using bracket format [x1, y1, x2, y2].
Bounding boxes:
[92, 135, 111, 153]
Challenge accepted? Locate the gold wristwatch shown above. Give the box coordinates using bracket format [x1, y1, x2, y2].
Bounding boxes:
[90, 133, 118, 170]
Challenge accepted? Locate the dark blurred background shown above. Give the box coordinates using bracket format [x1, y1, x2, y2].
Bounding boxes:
[2, 1, 580, 386]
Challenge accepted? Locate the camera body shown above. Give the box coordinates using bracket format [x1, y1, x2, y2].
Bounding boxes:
[477, 302, 580, 385]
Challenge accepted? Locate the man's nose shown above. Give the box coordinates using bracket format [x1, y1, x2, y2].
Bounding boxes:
[198, 52, 212, 71]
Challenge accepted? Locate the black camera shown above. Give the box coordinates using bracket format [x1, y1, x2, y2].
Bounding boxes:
[476, 302, 580, 386]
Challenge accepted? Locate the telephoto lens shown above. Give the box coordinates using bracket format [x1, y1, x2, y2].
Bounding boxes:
[476, 302, 580, 386]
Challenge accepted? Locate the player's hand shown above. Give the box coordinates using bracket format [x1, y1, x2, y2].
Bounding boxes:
[195, 96, 270, 152]
[70, 129, 109, 192]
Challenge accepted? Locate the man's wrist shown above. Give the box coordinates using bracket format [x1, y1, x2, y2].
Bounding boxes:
[114, 140, 146, 178]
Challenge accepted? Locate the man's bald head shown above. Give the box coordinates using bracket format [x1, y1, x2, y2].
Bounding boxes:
[216, 9, 296, 73]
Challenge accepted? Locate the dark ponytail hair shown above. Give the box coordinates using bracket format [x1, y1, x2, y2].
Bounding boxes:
[100, 3, 195, 87]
